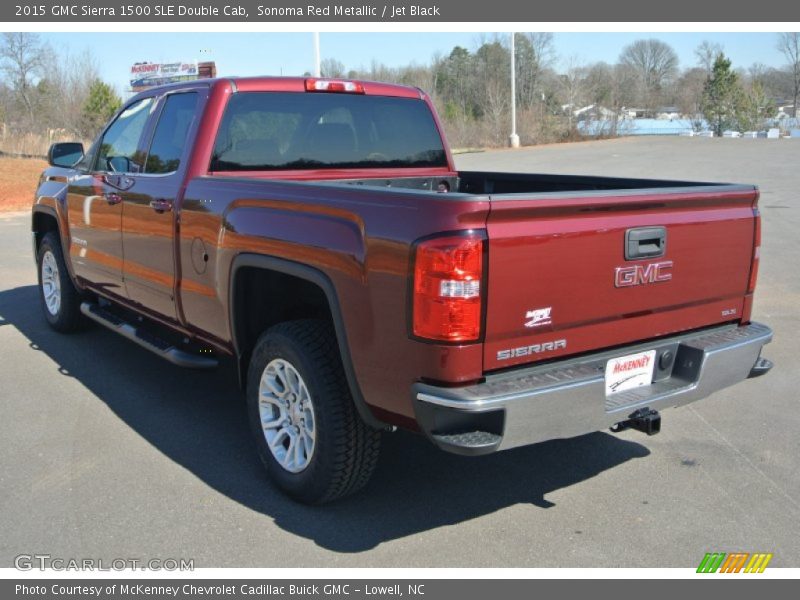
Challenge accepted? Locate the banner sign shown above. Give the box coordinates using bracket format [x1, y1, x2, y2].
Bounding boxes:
[130, 61, 199, 90]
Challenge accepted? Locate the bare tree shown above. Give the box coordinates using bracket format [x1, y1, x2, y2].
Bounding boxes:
[777, 32, 800, 118]
[619, 39, 679, 113]
[560, 58, 587, 129]
[675, 67, 708, 123]
[40, 48, 101, 137]
[320, 58, 346, 78]
[747, 63, 769, 87]
[515, 33, 556, 109]
[0, 32, 48, 127]
[695, 40, 723, 73]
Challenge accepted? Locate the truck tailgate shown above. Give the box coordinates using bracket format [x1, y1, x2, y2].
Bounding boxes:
[483, 185, 758, 371]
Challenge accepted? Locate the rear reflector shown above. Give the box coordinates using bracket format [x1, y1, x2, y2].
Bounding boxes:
[412, 232, 485, 342]
[748, 210, 761, 294]
[305, 78, 365, 94]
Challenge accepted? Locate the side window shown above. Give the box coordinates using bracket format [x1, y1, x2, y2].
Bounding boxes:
[145, 93, 199, 174]
[95, 97, 153, 173]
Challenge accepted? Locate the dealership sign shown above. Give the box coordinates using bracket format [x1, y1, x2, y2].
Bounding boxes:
[130, 61, 199, 89]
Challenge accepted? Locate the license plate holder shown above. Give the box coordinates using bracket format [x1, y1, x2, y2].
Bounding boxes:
[605, 349, 656, 396]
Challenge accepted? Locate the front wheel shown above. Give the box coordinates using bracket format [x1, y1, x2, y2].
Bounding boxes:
[36, 232, 87, 332]
[246, 319, 381, 504]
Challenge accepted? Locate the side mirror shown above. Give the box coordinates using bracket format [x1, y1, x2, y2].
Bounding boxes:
[106, 155, 133, 173]
[48, 142, 84, 168]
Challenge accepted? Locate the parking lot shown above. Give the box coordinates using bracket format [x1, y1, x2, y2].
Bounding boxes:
[1, 136, 798, 568]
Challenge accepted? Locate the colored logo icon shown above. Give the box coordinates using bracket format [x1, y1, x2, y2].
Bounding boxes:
[697, 552, 773, 573]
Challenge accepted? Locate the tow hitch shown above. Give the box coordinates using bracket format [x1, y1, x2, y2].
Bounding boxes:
[611, 407, 661, 436]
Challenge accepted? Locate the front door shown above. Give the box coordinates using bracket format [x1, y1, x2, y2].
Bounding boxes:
[66, 97, 154, 295]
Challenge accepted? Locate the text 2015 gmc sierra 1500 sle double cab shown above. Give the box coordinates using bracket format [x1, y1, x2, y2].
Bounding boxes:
[33, 77, 773, 503]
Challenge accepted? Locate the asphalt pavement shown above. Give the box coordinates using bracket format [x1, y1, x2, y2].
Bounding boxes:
[1, 136, 798, 568]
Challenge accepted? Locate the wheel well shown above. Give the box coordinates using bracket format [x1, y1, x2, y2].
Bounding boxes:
[233, 266, 334, 369]
[32, 211, 59, 251]
[230, 258, 388, 431]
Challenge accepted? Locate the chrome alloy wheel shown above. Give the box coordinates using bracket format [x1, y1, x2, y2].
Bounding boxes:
[258, 358, 317, 473]
[41, 250, 61, 316]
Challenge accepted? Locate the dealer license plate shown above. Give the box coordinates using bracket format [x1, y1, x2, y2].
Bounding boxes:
[605, 349, 656, 396]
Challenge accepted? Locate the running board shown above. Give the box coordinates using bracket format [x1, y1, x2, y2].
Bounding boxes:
[80, 302, 218, 369]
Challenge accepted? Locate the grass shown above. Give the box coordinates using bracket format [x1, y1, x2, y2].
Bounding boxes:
[0, 156, 47, 212]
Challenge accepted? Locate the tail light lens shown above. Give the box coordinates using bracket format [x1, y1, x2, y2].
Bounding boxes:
[748, 210, 761, 294]
[412, 232, 485, 342]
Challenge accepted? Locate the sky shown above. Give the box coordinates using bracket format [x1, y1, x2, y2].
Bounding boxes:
[40, 32, 789, 96]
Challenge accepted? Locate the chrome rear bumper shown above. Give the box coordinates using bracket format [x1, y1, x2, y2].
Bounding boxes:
[413, 322, 773, 455]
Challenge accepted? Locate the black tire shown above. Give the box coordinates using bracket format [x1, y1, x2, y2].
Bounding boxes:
[246, 319, 381, 504]
[36, 231, 87, 333]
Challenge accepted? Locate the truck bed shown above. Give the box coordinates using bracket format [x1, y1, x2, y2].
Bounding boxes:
[192, 170, 758, 377]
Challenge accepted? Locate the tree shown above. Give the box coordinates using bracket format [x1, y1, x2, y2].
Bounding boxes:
[434, 46, 474, 117]
[559, 58, 587, 129]
[39, 48, 100, 137]
[619, 39, 679, 112]
[777, 32, 800, 118]
[738, 82, 776, 132]
[514, 33, 555, 109]
[701, 53, 742, 136]
[0, 32, 48, 127]
[675, 67, 708, 124]
[81, 79, 121, 139]
[695, 40, 723, 73]
[473, 40, 511, 140]
[320, 58, 345, 78]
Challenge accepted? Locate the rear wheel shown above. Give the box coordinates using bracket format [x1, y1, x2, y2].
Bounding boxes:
[246, 319, 381, 504]
[36, 232, 87, 332]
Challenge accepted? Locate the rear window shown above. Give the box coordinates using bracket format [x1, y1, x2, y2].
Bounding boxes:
[210, 92, 448, 171]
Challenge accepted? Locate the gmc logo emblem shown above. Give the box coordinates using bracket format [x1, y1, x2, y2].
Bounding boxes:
[615, 260, 673, 288]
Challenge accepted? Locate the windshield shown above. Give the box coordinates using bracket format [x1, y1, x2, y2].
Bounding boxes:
[210, 92, 448, 171]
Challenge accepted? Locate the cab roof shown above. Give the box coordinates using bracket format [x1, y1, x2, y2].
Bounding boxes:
[131, 76, 425, 100]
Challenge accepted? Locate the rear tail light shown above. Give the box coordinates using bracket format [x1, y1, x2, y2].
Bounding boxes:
[747, 209, 761, 294]
[305, 78, 365, 94]
[412, 232, 485, 343]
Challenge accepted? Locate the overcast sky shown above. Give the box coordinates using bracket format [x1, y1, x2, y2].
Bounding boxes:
[39, 32, 789, 95]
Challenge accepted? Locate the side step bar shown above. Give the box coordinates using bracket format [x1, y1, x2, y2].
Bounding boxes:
[80, 302, 218, 369]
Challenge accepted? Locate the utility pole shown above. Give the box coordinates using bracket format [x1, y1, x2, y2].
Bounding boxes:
[509, 32, 520, 148]
[313, 32, 321, 77]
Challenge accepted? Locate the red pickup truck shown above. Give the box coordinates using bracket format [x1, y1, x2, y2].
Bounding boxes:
[33, 76, 773, 503]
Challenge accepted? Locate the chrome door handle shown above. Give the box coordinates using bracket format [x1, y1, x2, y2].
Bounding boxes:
[104, 192, 123, 205]
[149, 199, 173, 214]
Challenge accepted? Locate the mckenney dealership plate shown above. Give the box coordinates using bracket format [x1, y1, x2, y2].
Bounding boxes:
[605, 349, 656, 396]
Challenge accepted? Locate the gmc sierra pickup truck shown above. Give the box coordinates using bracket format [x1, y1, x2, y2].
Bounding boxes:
[33, 76, 773, 503]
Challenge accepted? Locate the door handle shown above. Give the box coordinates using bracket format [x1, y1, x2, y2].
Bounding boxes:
[625, 226, 667, 260]
[149, 199, 173, 214]
[102, 174, 135, 191]
[104, 192, 123, 205]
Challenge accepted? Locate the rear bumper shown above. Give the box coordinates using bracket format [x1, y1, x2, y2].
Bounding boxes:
[413, 322, 773, 456]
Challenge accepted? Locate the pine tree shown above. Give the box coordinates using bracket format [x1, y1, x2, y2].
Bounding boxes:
[80, 79, 121, 139]
[700, 54, 742, 136]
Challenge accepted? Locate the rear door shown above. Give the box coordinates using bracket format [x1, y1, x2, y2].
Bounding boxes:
[120, 90, 201, 320]
[483, 186, 758, 371]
